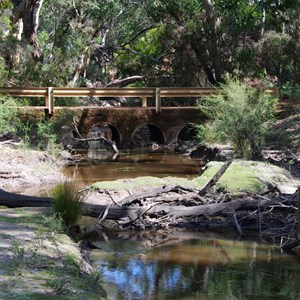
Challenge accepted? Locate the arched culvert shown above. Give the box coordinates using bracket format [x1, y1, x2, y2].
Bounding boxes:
[107, 124, 121, 146]
[88, 123, 121, 148]
[132, 123, 165, 146]
[177, 124, 198, 142]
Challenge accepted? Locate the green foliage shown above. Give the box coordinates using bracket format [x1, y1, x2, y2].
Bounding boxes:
[197, 77, 277, 158]
[45, 276, 70, 296]
[8, 239, 26, 275]
[18, 120, 33, 148]
[36, 110, 74, 153]
[2, 1, 300, 89]
[36, 121, 60, 153]
[116, 26, 165, 79]
[85, 271, 107, 298]
[0, 97, 19, 137]
[0, 57, 9, 86]
[51, 182, 84, 229]
[257, 31, 295, 84]
[280, 82, 300, 100]
[41, 214, 66, 235]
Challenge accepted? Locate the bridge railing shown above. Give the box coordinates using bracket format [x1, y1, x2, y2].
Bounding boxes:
[0, 87, 277, 114]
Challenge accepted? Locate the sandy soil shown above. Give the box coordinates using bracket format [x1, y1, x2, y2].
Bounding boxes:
[0, 145, 66, 195]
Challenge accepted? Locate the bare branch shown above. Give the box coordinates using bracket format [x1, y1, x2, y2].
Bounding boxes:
[121, 24, 159, 47]
[114, 45, 161, 63]
[105, 75, 144, 87]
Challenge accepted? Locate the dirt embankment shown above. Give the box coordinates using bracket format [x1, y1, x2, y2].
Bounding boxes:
[0, 146, 66, 194]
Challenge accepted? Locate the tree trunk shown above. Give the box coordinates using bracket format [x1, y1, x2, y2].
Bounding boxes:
[201, 0, 224, 83]
[12, 0, 44, 60]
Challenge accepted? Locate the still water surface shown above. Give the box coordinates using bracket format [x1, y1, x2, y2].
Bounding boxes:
[91, 237, 300, 300]
[63, 150, 202, 186]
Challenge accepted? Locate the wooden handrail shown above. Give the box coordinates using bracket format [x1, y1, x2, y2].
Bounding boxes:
[0, 87, 220, 97]
[0, 87, 278, 115]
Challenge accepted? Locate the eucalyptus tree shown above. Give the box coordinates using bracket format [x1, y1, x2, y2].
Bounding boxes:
[4, 0, 165, 87]
[255, 0, 300, 85]
[0, 0, 163, 87]
[2, 0, 300, 88]
[145, 0, 300, 86]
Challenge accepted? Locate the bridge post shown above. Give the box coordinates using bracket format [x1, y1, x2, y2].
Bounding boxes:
[45, 87, 54, 115]
[142, 96, 147, 107]
[155, 88, 161, 114]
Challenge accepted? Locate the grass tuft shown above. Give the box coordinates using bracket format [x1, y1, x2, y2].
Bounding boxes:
[51, 182, 83, 229]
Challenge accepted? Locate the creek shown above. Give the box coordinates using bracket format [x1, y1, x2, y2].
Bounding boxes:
[63, 150, 300, 299]
[89, 233, 300, 300]
[62, 150, 203, 186]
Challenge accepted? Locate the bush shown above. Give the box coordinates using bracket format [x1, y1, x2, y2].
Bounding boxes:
[197, 76, 277, 159]
[36, 121, 60, 153]
[51, 182, 84, 229]
[0, 97, 19, 137]
[36, 109, 74, 154]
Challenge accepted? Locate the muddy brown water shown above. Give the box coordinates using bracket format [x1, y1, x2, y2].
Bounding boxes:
[62, 150, 203, 186]
[64, 150, 300, 299]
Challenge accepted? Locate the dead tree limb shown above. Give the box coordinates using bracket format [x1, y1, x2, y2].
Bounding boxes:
[199, 159, 233, 196]
[75, 137, 119, 153]
[118, 185, 176, 206]
[0, 188, 298, 233]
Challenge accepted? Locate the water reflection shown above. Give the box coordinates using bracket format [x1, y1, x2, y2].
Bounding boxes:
[91, 238, 300, 300]
[63, 150, 202, 186]
[87, 149, 118, 161]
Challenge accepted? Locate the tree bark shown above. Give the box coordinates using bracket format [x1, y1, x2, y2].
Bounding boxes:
[11, 0, 44, 60]
[201, 0, 224, 83]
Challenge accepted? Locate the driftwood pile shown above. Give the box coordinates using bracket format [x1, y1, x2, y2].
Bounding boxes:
[97, 183, 298, 238]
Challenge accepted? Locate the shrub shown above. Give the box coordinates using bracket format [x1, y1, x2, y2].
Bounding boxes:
[36, 120, 59, 152]
[197, 76, 277, 159]
[0, 96, 19, 137]
[51, 182, 84, 229]
[36, 109, 74, 154]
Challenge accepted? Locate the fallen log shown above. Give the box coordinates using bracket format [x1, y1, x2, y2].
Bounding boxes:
[0, 189, 296, 222]
[0, 189, 138, 220]
[0, 189, 52, 208]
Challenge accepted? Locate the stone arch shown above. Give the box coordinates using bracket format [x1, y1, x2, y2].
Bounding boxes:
[177, 124, 198, 141]
[132, 123, 165, 145]
[89, 123, 121, 146]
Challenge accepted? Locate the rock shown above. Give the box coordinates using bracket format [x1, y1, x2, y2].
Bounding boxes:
[190, 144, 219, 162]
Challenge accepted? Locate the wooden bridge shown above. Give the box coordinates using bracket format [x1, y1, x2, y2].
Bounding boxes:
[0, 87, 226, 114]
